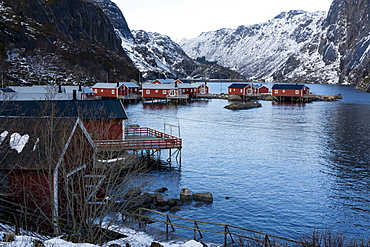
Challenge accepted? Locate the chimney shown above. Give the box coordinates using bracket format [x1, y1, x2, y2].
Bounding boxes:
[73, 90, 77, 100]
[78, 84, 82, 91]
[58, 85, 62, 93]
[117, 82, 120, 87]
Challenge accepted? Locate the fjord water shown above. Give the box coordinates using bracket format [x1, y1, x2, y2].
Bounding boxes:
[124, 83, 370, 241]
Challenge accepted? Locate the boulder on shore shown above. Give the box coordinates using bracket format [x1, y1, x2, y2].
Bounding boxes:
[224, 101, 262, 110]
[193, 192, 213, 203]
[180, 188, 193, 201]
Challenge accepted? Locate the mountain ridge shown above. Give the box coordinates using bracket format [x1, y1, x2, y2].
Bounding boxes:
[179, 0, 370, 91]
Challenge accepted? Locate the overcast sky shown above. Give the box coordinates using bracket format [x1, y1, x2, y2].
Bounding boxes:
[114, 0, 333, 41]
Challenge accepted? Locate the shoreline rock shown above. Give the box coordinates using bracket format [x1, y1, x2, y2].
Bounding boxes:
[224, 101, 262, 110]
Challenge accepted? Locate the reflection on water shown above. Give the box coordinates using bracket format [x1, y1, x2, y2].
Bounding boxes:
[124, 84, 370, 241]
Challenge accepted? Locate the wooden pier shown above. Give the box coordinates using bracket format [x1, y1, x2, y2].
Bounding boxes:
[95, 127, 181, 151]
[95, 127, 182, 165]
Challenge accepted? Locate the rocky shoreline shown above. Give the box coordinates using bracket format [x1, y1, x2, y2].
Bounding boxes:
[116, 187, 213, 213]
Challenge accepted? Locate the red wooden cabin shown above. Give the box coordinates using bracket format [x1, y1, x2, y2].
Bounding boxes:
[0, 117, 102, 232]
[120, 82, 140, 98]
[272, 84, 310, 97]
[228, 83, 257, 96]
[92, 82, 122, 98]
[142, 82, 209, 99]
[254, 85, 270, 94]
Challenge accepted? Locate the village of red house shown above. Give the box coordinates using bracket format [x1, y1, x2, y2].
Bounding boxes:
[0, 79, 320, 232]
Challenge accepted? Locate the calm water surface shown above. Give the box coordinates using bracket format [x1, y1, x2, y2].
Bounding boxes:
[124, 84, 370, 241]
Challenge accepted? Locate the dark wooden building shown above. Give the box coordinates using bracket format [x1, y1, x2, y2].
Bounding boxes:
[0, 100, 128, 141]
[0, 117, 102, 233]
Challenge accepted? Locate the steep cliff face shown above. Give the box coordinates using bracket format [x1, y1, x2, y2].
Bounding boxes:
[0, 0, 138, 85]
[323, 0, 370, 90]
[87, 0, 134, 41]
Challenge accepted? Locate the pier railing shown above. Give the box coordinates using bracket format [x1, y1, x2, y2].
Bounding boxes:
[134, 208, 312, 247]
[96, 127, 182, 151]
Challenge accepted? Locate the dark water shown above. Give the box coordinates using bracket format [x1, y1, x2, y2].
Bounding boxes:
[124, 83, 370, 241]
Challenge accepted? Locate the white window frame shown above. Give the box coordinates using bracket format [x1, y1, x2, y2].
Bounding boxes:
[146, 90, 150, 95]
[163, 90, 167, 94]
[295, 90, 299, 94]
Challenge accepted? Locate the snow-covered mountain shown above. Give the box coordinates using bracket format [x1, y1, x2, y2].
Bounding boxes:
[179, 0, 370, 90]
[88, 0, 245, 81]
[179, 10, 336, 83]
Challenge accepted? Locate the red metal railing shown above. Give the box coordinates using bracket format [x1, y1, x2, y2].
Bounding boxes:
[96, 127, 182, 151]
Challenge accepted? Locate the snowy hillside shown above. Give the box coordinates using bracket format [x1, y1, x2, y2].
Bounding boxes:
[120, 30, 197, 79]
[179, 10, 335, 83]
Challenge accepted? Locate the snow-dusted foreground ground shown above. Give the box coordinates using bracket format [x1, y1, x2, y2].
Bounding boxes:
[0, 222, 210, 247]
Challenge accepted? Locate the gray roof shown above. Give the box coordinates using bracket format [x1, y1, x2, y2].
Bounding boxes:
[0, 100, 128, 120]
[228, 83, 251, 89]
[272, 84, 309, 90]
[2, 85, 94, 101]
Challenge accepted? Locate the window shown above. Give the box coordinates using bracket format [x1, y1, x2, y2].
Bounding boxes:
[100, 89, 103, 92]
[163, 90, 166, 94]
[274, 90, 278, 94]
[146, 90, 150, 94]
[111, 90, 115, 94]
[94, 89, 97, 93]
[240, 89, 243, 93]
[295, 90, 299, 94]
[155, 90, 158, 93]
[282, 90, 285, 93]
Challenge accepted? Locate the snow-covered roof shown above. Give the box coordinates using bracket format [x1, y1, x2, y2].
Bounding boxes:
[143, 82, 207, 89]
[152, 79, 175, 84]
[0, 118, 88, 170]
[120, 82, 139, 88]
[91, 83, 120, 89]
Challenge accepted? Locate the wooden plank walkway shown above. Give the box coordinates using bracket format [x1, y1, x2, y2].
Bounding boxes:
[95, 127, 182, 151]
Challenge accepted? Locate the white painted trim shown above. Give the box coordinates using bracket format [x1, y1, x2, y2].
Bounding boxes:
[53, 119, 78, 234]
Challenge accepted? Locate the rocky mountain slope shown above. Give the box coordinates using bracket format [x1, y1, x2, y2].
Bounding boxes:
[179, 10, 335, 83]
[88, 0, 244, 81]
[0, 0, 138, 86]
